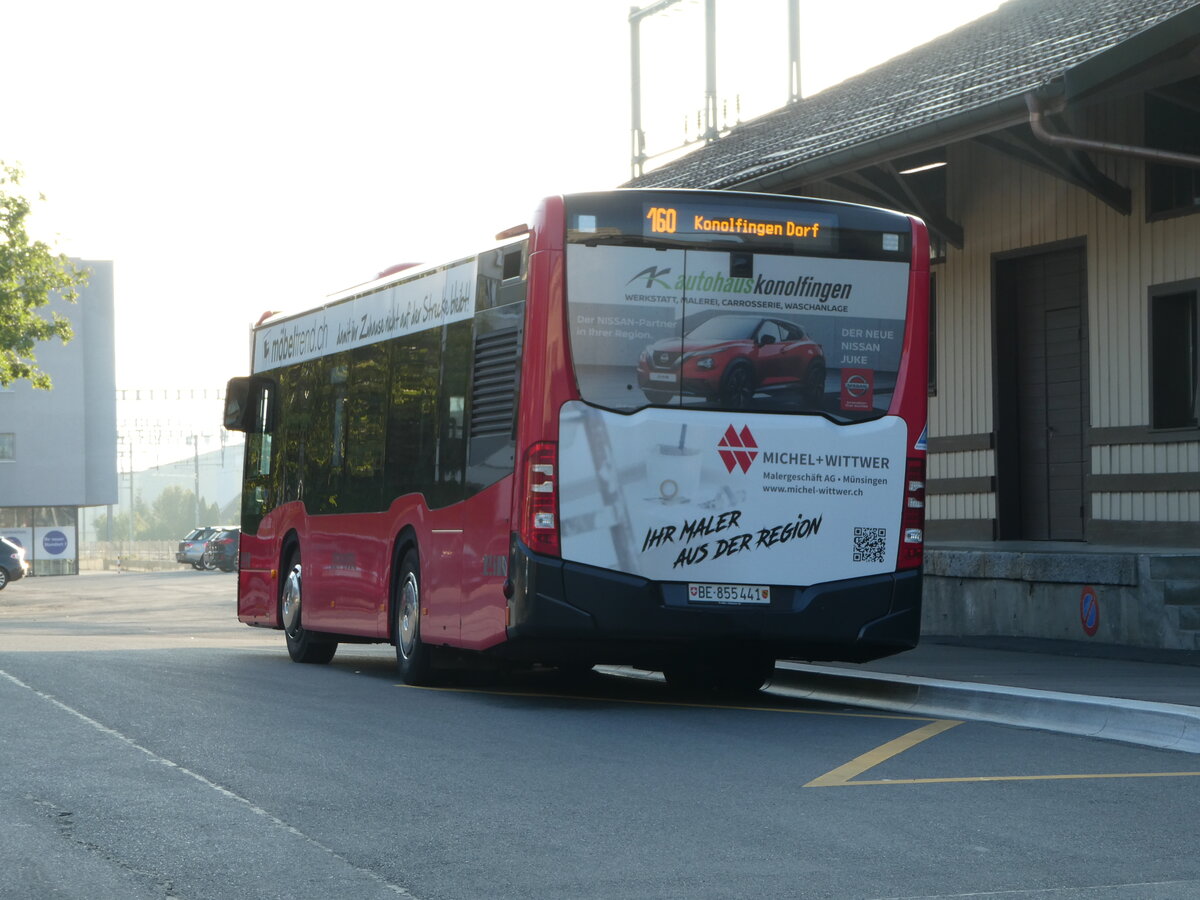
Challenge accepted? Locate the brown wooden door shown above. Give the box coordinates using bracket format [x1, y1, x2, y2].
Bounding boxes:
[996, 247, 1087, 541]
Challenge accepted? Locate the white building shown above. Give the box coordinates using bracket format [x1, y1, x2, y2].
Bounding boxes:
[0, 261, 118, 574]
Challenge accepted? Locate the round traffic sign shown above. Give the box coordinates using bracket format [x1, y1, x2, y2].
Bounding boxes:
[1079, 585, 1099, 637]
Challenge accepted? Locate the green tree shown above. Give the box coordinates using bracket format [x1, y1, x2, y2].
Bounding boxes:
[93, 496, 150, 543]
[201, 499, 222, 524]
[0, 162, 90, 389]
[94, 489, 230, 541]
[150, 486, 198, 540]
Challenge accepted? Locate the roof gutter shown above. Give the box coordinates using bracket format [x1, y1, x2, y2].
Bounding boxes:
[1025, 91, 1200, 169]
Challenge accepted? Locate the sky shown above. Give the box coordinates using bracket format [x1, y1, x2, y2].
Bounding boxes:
[8, 0, 1002, 402]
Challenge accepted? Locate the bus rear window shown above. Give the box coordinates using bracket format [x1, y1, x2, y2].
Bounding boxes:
[564, 192, 914, 419]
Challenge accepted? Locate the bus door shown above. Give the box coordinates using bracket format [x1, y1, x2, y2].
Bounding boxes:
[418, 313, 476, 645]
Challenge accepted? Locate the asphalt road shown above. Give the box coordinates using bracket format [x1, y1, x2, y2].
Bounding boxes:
[3, 571, 1200, 899]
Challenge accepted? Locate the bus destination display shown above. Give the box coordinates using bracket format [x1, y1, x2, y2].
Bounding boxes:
[644, 203, 837, 250]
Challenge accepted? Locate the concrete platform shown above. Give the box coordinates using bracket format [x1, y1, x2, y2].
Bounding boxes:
[773, 637, 1200, 754]
[923, 542, 1200, 651]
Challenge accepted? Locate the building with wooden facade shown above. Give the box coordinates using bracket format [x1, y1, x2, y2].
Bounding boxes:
[628, 0, 1200, 649]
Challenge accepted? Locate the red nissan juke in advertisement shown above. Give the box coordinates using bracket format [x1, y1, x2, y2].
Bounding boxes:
[637, 314, 825, 409]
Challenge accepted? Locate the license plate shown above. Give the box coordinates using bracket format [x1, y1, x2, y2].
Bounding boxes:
[688, 583, 771, 604]
[649, 372, 677, 382]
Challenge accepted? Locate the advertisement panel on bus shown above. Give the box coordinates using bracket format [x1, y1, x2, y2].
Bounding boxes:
[566, 244, 909, 415]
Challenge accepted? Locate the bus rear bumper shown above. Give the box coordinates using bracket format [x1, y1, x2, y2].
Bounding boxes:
[503, 540, 921, 666]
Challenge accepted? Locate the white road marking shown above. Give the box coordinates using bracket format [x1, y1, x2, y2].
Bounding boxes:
[0, 667, 419, 898]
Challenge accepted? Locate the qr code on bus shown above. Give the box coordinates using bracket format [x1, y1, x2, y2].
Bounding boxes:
[852, 527, 887, 563]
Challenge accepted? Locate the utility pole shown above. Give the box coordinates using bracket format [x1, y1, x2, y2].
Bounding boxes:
[190, 435, 201, 526]
[127, 438, 134, 547]
[703, 0, 718, 141]
[633, 0, 794, 175]
[629, 0, 686, 179]
[788, 0, 801, 103]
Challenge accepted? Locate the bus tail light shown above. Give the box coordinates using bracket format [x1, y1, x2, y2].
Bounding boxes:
[898, 457, 925, 569]
[521, 442, 560, 557]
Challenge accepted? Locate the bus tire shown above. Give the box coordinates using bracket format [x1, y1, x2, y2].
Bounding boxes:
[394, 549, 435, 686]
[721, 654, 775, 694]
[663, 652, 772, 694]
[280, 549, 337, 665]
[718, 362, 755, 409]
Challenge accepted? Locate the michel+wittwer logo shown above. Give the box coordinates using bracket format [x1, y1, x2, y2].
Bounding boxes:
[718, 425, 758, 474]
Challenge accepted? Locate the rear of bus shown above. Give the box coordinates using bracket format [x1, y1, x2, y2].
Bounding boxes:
[506, 189, 928, 674]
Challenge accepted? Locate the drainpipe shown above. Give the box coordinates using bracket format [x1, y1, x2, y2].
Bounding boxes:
[1025, 91, 1200, 169]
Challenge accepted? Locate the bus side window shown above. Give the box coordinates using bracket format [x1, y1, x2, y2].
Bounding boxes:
[277, 363, 314, 505]
[386, 327, 440, 502]
[252, 385, 273, 477]
[330, 364, 348, 471]
[343, 344, 388, 511]
[475, 242, 527, 311]
[434, 319, 472, 506]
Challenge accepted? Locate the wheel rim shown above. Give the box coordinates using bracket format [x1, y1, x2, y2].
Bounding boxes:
[281, 564, 302, 637]
[398, 572, 419, 659]
[0, 568, 7, 588]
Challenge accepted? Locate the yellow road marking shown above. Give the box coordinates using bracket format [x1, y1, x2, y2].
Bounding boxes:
[806, 719, 1200, 786]
[399, 683, 938, 721]
[806, 719, 963, 786]
[825, 771, 1200, 785]
[404, 684, 1200, 787]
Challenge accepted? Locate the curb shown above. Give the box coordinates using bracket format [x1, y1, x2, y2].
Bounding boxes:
[772, 662, 1200, 754]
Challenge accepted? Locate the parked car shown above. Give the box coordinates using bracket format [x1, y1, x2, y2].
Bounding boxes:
[202, 528, 240, 572]
[637, 314, 825, 409]
[177, 526, 234, 570]
[0, 536, 29, 589]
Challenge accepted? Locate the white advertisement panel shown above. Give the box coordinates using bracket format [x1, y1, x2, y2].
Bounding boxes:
[1, 528, 33, 558]
[34, 526, 76, 563]
[558, 401, 907, 585]
[253, 260, 477, 373]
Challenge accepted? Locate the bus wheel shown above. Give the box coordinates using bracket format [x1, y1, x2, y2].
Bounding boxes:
[395, 549, 435, 686]
[718, 362, 755, 409]
[721, 655, 775, 694]
[663, 653, 772, 694]
[280, 552, 337, 665]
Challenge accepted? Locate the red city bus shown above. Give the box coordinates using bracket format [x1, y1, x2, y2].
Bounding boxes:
[224, 189, 929, 690]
